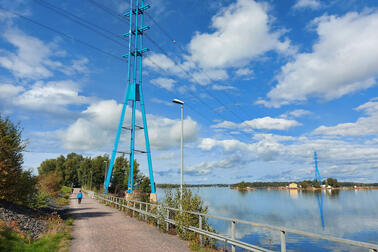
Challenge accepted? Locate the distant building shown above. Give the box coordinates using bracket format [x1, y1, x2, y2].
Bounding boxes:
[288, 183, 298, 189]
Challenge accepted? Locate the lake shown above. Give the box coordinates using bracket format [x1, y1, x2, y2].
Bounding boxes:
[157, 187, 378, 251]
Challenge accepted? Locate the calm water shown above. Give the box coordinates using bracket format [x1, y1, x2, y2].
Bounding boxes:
[157, 187, 378, 251]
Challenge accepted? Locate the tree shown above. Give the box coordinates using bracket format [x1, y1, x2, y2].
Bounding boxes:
[63, 153, 83, 187]
[0, 115, 36, 203]
[110, 156, 128, 194]
[326, 177, 339, 187]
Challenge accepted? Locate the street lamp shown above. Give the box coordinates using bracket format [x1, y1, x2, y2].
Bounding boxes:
[104, 160, 108, 187]
[172, 98, 184, 207]
[90, 170, 93, 191]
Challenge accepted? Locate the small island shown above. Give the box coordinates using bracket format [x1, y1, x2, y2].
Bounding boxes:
[230, 178, 378, 191]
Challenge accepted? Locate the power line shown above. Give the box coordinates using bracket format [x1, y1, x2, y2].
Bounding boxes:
[0, 6, 124, 62]
[4, 4, 254, 143]
[31, 1, 228, 122]
[81, 0, 256, 142]
[33, 0, 127, 48]
[145, 11, 254, 120]
[84, 0, 252, 125]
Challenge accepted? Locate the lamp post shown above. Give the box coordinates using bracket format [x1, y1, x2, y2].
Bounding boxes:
[104, 160, 108, 188]
[172, 98, 184, 208]
[90, 170, 93, 191]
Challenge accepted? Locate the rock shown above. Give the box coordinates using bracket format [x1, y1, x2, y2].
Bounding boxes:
[0, 200, 67, 239]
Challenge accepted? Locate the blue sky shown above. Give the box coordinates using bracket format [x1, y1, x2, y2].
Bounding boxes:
[0, 0, 377, 183]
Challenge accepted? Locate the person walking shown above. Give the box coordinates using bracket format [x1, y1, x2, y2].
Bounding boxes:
[77, 190, 83, 204]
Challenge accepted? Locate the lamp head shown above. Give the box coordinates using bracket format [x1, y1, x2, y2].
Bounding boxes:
[172, 98, 184, 105]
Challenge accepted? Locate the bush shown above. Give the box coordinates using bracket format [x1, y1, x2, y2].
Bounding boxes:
[162, 188, 215, 246]
[29, 191, 50, 209]
[38, 173, 62, 198]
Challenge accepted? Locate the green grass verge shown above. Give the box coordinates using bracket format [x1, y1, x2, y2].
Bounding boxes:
[0, 218, 74, 252]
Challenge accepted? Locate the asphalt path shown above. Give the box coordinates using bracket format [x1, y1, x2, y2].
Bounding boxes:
[69, 189, 190, 252]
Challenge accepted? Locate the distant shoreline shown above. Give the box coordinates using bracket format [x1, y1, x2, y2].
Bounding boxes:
[156, 183, 378, 190]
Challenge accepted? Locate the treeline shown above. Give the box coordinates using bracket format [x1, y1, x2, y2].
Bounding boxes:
[38, 154, 151, 195]
[157, 184, 229, 189]
[232, 178, 377, 189]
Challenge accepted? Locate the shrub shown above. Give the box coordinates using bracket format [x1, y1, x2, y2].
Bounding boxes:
[29, 191, 50, 209]
[162, 188, 215, 246]
[38, 173, 62, 198]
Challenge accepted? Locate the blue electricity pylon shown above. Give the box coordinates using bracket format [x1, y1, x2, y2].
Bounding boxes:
[314, 151, 322, 183]
[104, 0, 156, 195]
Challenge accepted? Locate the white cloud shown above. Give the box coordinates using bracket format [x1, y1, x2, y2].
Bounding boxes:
[190, 69, 228, 85]
[150, 77, 176, 91]
[293, 0, 321, 9]
[61, 99, 199, 151]
[0, 28, 89, 80]
[235, 68, 254, 77]
[198, 132, 378, 179]
[14, 80, 91, 113]
[213, 116, 301, 131]
[143, 0, 293, 87]
[150, 98, 174, 106]
[235, 68, 254, 80]
[0, 29, 55, 79]
[144, 53, 228, 85]
[0, 81, 91, 114]
[0, 83, 24, 98]
[155, 152, 175, 160]
[313, 98, 378, 136]
[60, 58, 89, 75]
[144, 53, 187, 76]
[186, 155, 244, 176]
[281, 109, 311, 118]
[188, 0, 293, 69]
[260, 11, 378, 107]
[212, 84, 236, 91]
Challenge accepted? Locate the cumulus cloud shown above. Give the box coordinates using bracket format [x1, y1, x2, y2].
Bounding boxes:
[0, 81, 91, 114]
[0, 29, 56, 79]
[0, 83, 24, 98]
[0, 28, 89, 80]
[212, 84, 236, 91]
[235, 68, 254, 80]
[260, 11, 378, 107]
[281, 109, 311, 118]
[212, 116, 301, 131]
[186, 155, 245, 176]
[61, 99, 199, 151]
[293, 0, 322, 10]
[198, 131, 378, 180]
[313, 98, 378, 136]
[150, 77, 176, 91]
[189, 0, 293, 69]
[14, 80, 91, 113]
[143, 0, 292, 86]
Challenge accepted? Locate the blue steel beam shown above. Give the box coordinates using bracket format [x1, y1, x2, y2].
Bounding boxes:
[314, 151, 322, 183]
[139, 3, 155, 193]
[105, 0, 155, 195]
[104, 0, 134, 194]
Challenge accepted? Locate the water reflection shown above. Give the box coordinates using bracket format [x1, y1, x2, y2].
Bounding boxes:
[157, 187, 378, 251]
[316, 192, 325, 229]
[289, 189, 298, 199]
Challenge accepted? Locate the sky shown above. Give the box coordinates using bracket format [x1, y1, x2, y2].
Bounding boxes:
[0, 0, 377, 184]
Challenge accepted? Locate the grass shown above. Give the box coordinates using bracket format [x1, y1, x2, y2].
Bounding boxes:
[189, 240, 218, 252]
[0, 217, 74, 252]
[55, 186, 72, 206]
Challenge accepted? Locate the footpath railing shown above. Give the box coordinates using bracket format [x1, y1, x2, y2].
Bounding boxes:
[85, 190, 378, 252]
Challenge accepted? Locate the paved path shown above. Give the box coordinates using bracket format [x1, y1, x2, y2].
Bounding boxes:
[69, 189, 190, 252]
